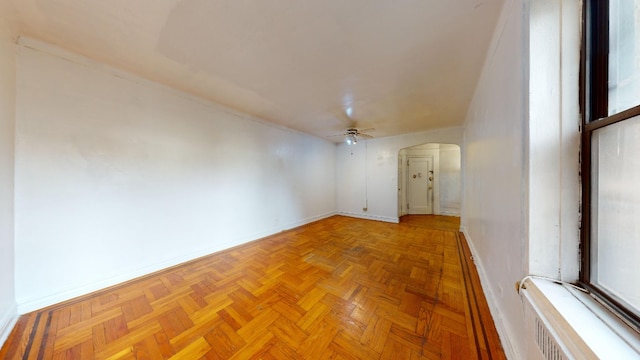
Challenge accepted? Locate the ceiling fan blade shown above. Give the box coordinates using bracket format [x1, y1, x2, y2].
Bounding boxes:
[326, 127, 374, 139]
[359, 128, 376, 133]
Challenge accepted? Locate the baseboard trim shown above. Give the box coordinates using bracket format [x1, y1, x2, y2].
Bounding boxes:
[16, 212, 337, 314]
[0, 304, 18, 349]
[462, 230, 518, 359]
[280, 212, 337, 231]
[336, 211, 399, 224]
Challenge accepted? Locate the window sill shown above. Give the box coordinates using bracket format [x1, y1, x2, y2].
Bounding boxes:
[523, 278, 640, 359]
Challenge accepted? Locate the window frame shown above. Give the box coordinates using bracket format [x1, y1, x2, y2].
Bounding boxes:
[580, 0, 640, 329]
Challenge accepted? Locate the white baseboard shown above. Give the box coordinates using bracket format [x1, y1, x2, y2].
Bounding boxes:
[281, 212, 337, 231]
[17, 212, 338, 314]
[438, 210, 461, 216]
[0, 304, 18, 349]
[336, 211, 399, 224]
[462, 230, 518, 359]
[16, 249, 232, 313]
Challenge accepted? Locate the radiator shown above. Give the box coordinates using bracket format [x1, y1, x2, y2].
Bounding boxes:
[520, 281, 598, 360]
[523, 289, 571, 360]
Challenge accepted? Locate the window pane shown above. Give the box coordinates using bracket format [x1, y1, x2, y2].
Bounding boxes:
[609, 0, 640, 115]
[591, 115, 640, 315]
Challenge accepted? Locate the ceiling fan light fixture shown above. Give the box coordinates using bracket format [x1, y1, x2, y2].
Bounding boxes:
[345, 134, 357, 145]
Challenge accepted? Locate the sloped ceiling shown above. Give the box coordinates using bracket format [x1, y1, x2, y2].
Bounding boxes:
[2, 0, 504, 141]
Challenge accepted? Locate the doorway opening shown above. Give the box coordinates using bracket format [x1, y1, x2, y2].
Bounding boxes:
[397, 143, 461, 217]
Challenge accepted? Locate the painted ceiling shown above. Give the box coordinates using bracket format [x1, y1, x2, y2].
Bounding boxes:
[2, 0, 505, 142]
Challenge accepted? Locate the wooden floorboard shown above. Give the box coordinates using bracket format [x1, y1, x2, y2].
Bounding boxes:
[1, 215, 506, 359]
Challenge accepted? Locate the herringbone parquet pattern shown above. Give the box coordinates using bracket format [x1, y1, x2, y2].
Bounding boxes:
[1, 215, 505, 359]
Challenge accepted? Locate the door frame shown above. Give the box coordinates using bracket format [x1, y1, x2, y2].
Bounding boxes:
[398, 145, 441, 217]
[407, 155, 434, 214]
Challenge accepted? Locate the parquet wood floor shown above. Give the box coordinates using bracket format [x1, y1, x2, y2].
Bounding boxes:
[1, 215, 505, 359]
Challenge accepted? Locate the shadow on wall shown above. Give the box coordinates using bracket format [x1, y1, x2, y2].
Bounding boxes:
[398, 143, 461, 217]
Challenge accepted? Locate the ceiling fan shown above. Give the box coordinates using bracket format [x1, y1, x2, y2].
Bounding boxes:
[329, 127, 375, 145]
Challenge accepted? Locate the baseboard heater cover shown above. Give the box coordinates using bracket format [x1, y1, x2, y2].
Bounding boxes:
[521, 280, 598, 360]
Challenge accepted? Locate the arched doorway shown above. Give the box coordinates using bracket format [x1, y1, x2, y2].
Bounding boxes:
[397, 143, 461, 217]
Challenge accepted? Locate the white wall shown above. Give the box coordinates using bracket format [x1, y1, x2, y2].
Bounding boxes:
[461, 0, 527, 358]
[0, 15, 17, 346]
[438, 145, 461, 215]
[463, 1, 581, 357]
[14, 38, 336, 312]
[336, 127, 462, 223]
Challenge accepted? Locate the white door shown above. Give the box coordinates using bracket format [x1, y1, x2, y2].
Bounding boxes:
[407, 156, 434, 214]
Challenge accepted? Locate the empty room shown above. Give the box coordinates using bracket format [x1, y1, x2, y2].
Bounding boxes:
[1, 0, 640, 359]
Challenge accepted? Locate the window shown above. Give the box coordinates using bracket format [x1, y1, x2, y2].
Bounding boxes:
[581, 0, 640, 328]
